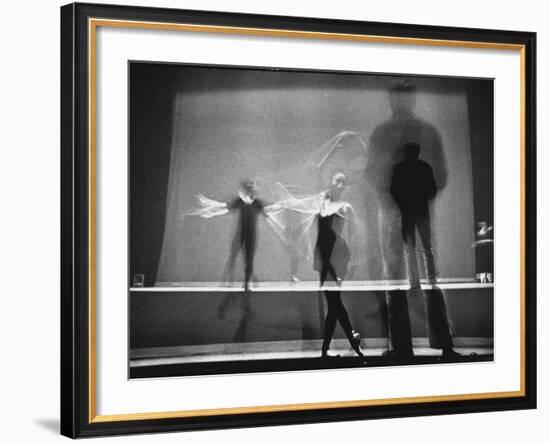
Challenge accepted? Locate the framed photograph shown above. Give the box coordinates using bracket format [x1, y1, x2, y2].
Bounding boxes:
[61, 2, 536, 438]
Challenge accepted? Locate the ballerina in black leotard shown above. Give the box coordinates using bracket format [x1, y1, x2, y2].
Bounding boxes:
[315, 173, 365, 359]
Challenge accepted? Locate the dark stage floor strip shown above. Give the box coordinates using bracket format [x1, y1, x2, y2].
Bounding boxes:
[130, 353, 494, 379]
[129, 339, 493, 378]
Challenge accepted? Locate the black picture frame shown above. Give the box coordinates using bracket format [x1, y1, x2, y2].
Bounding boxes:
[61, 2, 536, 438]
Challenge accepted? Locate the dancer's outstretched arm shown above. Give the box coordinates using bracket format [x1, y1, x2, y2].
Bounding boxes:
[186, 194, 230, 218]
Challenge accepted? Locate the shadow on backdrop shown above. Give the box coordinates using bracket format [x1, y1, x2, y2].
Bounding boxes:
[366, 79, 449, 357]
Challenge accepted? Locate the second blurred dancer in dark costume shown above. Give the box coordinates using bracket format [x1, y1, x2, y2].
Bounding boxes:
[223, 181, 267, 292]
[195, 179, 283, 337]
[314, 173, 365, 359]
[196, 179, 268, 292]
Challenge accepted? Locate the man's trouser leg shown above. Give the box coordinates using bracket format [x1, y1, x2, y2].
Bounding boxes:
[402, 216, 421, 288]
[417, 211, 436, 283]
[385, 290, 413, 357]
[424, 287, 453, 350]
[415, 211, 453, 349]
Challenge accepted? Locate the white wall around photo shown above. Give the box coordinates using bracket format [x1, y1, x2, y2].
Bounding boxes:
[0, 0, 547, 441]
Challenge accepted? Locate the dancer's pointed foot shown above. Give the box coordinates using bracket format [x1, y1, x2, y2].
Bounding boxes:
[321, 351, 341, 358]
[336, 277, 343, 287]
[351, 330, 364, 357]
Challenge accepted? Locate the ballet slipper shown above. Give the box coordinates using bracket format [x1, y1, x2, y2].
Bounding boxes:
[321, 351, 341, 358]
[351, 331, 365, 358]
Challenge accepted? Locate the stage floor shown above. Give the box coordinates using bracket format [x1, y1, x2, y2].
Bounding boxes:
[130, 339, 493, 366]
[129, 338, 494, 378]
[129, 281, 494, 378]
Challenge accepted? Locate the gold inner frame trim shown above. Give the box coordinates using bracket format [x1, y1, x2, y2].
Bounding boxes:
[87, 17, 527, 424]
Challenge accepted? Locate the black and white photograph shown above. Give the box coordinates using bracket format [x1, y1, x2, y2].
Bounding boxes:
[1, 0, 544, 439]
[129, 62, 495, 378]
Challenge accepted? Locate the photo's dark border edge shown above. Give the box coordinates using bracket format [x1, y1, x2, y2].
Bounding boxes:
[126, 58, 494, 379]
[61, 2, 537, 438]
[126, 61, 132, 383]
[128, 59, 496, 82]
[128, 355, 495, 379]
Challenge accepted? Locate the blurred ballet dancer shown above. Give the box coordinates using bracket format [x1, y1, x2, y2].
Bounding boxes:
[272, 128, 368, 282]
[193, 179, 284, 327]
[194, 179, 283, 290]
[315, 173, 364, 359]
[277, 174, 365, 359]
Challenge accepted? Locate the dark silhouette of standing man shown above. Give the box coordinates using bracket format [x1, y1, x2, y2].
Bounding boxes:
[390, 142, 437, 288]
[391, 142, 459, 359]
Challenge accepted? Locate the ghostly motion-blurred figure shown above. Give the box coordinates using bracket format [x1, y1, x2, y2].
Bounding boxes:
[222, 182, 267, 292]
[193, 179, 283, 291]
[366, 80, 448, 284]
[192, 179, 284, 341]
[366, 79, 448, 358]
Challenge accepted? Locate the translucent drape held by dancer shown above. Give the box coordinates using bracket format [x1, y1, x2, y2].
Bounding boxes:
[273, 183, 315, 283]
[313, 173, 365, 360]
